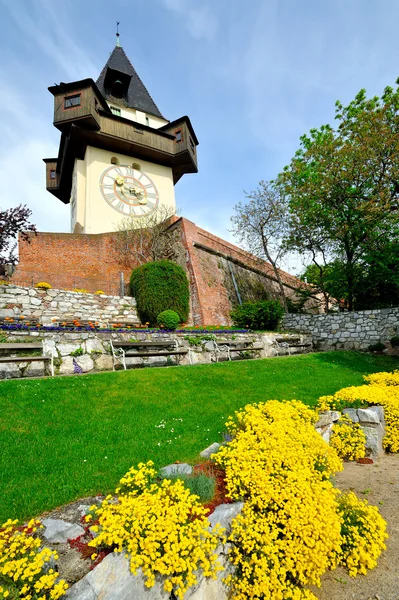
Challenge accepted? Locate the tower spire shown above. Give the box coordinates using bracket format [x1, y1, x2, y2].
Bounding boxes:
[116, 21, 120, 47]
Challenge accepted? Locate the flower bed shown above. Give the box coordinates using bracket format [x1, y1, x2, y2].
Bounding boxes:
[1, 377, 393, 599]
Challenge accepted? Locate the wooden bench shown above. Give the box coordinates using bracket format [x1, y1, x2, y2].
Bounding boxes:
[110, 340, 188, 370]
[0, 343, 54, 376]
[204, 339, 258, 362]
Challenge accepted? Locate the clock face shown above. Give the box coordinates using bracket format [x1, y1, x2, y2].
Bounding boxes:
[99, 165, 159, 217]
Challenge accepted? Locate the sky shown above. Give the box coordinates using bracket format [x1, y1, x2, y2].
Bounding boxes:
[0, 0, 398, 275]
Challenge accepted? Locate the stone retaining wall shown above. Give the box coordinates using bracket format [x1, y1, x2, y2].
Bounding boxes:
[0, 330, 312, 379]
[282, 307, 399, 351]
[0, 284, 139, 327]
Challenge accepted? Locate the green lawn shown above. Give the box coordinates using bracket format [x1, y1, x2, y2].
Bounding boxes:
[0, 351, 397, 522]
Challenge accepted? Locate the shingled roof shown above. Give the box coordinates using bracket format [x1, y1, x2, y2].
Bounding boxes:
[96, 46, 165, 120]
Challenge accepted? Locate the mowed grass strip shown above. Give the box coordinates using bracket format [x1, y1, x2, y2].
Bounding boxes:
[0, 351, 397, 522]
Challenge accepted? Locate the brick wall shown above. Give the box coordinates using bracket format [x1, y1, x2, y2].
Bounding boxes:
[12, 232, 132, 296]
[12, 218, 319, 326]
[179, 218, 319, 325]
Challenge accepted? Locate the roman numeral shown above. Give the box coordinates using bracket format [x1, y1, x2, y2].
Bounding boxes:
[147, 192, 156, 199]
[106, 193, 117, 202]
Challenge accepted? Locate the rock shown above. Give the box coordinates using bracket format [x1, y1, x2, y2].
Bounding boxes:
[159, 463, 193, 477]
[78, 505, 91, 517]
[208, 502, 244, 533]
[24, 361, 45, 378]
[75, 355, 94, 373]
[330, 411, 341, 422]
[316, 423, 333, 444]
[188, 545, 232, 600]
[361, 426, 384, 457]
[368, 405, 385, 424]
[204, 341, 216, 352]
[0, 363, 21, 379]
[42, 519, 84, 543]
[93, 354, 114, 371]
[65, 552, 168, 600]
[200, 443, 221, 459]
[358, 408, 381, 425]
[58, 344, 82, 357]
[85, 338, 104, 354]
[343, 408, 360, 423]
[315, 412, 333, 428]
[59, 357, 75, 375]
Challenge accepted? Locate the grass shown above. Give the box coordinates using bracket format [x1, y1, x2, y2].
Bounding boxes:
[0, 351, 397, 522]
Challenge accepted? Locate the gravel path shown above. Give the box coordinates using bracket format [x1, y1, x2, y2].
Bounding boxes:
[312, 454, 399, 600]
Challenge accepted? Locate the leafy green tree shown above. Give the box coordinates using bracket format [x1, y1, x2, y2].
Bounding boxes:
[280, 82, 399, 311]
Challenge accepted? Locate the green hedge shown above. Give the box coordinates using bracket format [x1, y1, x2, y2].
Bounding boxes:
[130, 260, 189, 326]
[230, 300, 284, 331]
[157, 310, 180, 330]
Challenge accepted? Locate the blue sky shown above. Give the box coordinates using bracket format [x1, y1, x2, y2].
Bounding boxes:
[0, 0, 398, 275]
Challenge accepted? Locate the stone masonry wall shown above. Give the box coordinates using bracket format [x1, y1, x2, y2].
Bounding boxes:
[282, 308, 399, 351]
[0, 285, 139, 327]
[0, 329, 312, 379]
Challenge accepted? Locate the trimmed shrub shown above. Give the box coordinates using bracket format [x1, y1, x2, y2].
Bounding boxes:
[157, 310, 180, 330]
[130, 260, 189, 326]
[230, 300, 284, 331]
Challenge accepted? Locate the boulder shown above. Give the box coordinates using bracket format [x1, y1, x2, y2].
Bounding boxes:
[65, 552, 168, 600]
[24, 361, 45, 378]
[343, 408, 359, 422]
[358, 408, 381, 425]
[159, 463, 193, 477]
[42, 519, 84, 544]
[94, 354, 114, 371]
[200, 443, 221, 459]
[208, 502, 243, 534]
[75, 355, 94, 373]
[362, 426, 384, 457]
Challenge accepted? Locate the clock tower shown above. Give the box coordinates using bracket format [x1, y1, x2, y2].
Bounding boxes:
[44, 41, 198, 234]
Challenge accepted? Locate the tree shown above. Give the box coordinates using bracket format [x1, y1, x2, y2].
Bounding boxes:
[114, 205, 177, 268]
[230, 181, 289, 310]
[0, 205, 36, 273]
[280, 82, 399, 311]
[302, 240, 399, 311]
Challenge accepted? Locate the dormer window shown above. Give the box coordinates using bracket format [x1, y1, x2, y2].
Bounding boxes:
[64, 94, 81, 109]
[50, 170, 56, 180]
[175, 129, 182, 143]
[104, 67, 131, 102]
[110, 106, 121, 116]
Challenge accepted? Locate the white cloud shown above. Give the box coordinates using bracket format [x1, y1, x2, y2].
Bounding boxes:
[161, 0, 218, 40]
[0, 0, 98, 80]
[0, 78, 68, 232]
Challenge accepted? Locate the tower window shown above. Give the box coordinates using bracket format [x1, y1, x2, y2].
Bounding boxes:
[175, 129, 182, 143]
[110, 106, 121, 116]
[64, 94, 81, 109]
[189, 137, 195, 152]
[132, 162, 141, 171]
[145, 116, 149, 126]
[50, 170, 56, 180]
[111, 156, 119, 165]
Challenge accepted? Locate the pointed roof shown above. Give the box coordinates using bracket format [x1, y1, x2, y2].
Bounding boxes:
[96, 46, 165, 120]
